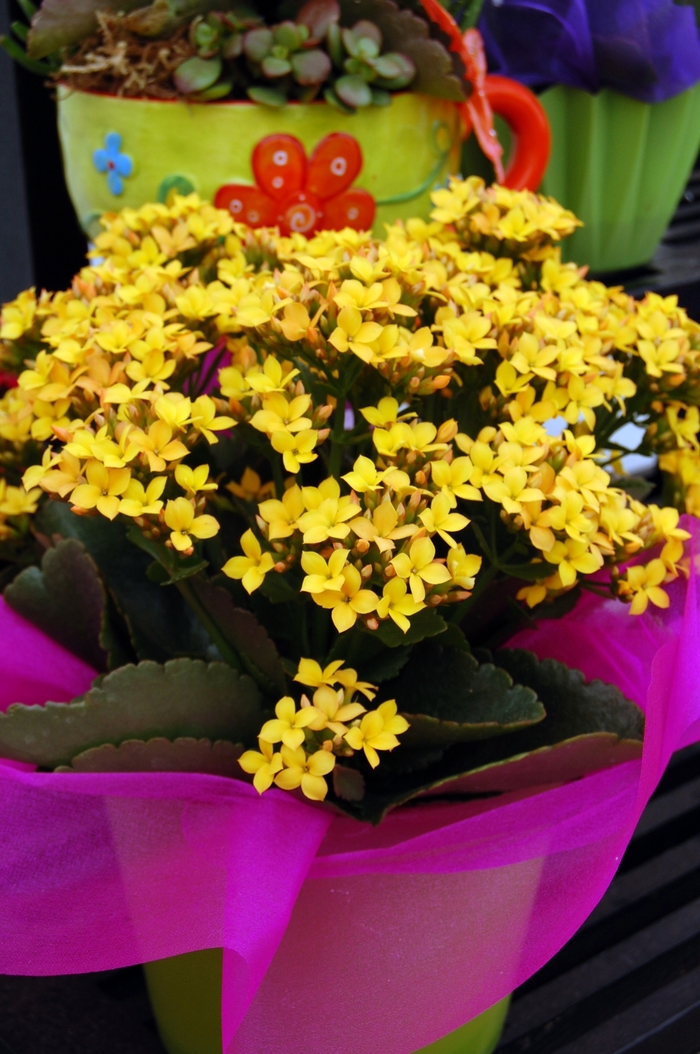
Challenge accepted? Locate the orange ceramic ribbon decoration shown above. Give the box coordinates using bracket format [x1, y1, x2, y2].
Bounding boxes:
[418, 0, 551, 191]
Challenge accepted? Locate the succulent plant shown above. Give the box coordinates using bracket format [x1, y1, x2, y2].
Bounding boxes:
[169, 0, 416, 107]
[3, 0, 429, 108]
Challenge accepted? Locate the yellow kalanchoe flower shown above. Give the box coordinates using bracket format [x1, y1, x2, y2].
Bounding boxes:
[294, 658, 376, 701]
[376, 578, 425, 633]
[119, 477, 167, 517]
[274, 745, 336, 801]
[0, 483, 41, 517]
[223, 528, 274, 592]
[239, 739, 283, 794]
[305, 684, 367, 736]
[344, 701, 409, 769]
[618, 559, 672, 615]
[270, 428, 319, 473]
[227, 467, 275, 504]
[300, 548, 350, 594]
[257, 484, 304, 540]
[164, 497, 219, 552]
[259, 696, 318, 751]
[71, 461, 131, 520]
[311, 564, 379, 632]
[175, 463, 217, 498]
[419, 493, 470, 547]
[391, 537, 452, 602]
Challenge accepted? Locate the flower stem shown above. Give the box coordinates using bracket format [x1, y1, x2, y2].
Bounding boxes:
[175, 576, 244, 672]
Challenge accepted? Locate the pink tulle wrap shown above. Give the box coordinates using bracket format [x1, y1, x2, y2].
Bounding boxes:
[2, 520, 700, 1054]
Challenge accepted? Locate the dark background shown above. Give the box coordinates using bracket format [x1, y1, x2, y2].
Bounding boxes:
[0, 0, 86, 301]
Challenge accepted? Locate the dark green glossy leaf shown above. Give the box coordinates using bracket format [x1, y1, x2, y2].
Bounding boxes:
[373, 607, 447, 647]
[385, 641, 544, 748]
[0, 658, 262, 766]
[416, 733, 643, 796]
[490, 649, 644, 742]
[4, 538, 107, 671]
[38, 503, 210, 663]
[333, 764, 365, 801]
[188, 577, 287, 696]
[57, 736, 244, 775]
[340, 649, 644, 822]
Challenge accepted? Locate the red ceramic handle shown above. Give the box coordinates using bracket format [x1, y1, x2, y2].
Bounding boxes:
[461, 76, 551, 191]
[480, 75, 551, 190]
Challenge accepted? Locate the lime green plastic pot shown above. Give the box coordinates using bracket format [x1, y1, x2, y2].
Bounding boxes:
[143, 949, 511, 1054]
[56, 88, 462, 236]
[539, 82, 700, 273]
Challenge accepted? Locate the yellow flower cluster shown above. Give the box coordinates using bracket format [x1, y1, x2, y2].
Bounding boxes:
[1, 178, 699, 628]
[224, 443, 481, 633]
[0, 478, 40, 540]
[429, 177, 582, 260]
[239, 658, 408, 800]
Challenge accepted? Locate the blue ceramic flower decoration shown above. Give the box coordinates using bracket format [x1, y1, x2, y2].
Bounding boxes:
[93, 133, 133, 196]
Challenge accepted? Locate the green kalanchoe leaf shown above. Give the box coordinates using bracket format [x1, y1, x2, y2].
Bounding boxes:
[4, 538, 107, 671]
[187, 577, 288, 696]
[352, 19, 382, 48]
[372, 607, 448, 647]
[336, 649, 644, 822]
[222, 32, 243, 58]
[333, 764, 366, 802]
[57, 736, 244, 775]
[488, 649, 644, 742]
[417, 734, 643, 796]
[0, 658, 263, 767]
[38, 503, 210, 664]
[389, 641, 545, 749]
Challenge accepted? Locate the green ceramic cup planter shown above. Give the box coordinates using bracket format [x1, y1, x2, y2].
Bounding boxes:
[538, 82, 700, 273]
[57, 88, 462, 237]
[143, 949, 511, 1054]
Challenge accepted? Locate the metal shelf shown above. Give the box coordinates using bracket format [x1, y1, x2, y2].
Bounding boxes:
[496, 743, 700, 1054]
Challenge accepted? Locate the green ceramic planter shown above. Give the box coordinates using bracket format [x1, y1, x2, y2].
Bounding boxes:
[143, 949, 511, 1054]
[56, 88, 462, 237]
[539, 82, 700, 273]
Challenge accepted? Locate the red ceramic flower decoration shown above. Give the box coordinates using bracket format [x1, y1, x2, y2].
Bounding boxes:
[215, 132, 376, 235]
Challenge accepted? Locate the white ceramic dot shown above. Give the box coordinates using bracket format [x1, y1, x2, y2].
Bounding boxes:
[249, 210, 260, 223]
[273, 150, 288, 166]
[330, 156, 347, 177]
[229, 199, 243, 214]
[272, 176, 284, 189]
[348, 207, 359, 220]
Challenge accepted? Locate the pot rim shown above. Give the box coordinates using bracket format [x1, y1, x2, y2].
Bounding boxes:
[56, 83, 423, 106]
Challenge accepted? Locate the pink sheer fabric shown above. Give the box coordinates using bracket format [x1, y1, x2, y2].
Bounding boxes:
[0, 521, 698, 1053]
